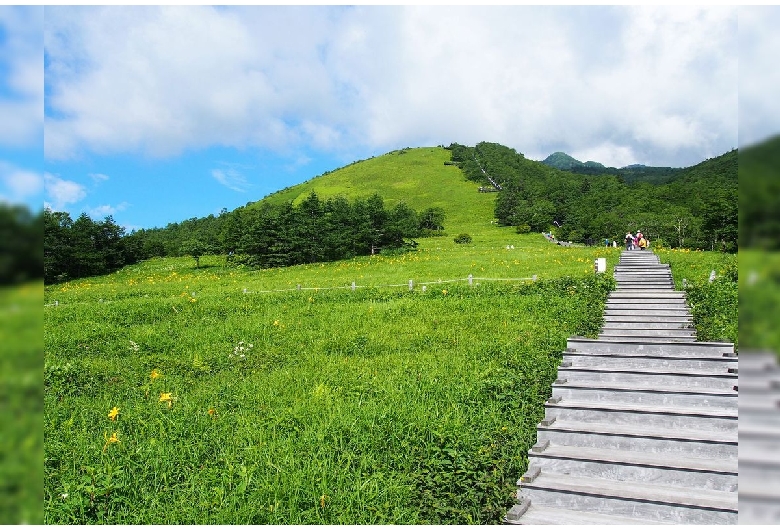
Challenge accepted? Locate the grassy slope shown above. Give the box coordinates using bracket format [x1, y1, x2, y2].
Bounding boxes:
[257, 147, 496, 234]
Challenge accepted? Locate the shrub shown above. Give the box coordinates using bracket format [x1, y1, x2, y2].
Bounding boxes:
[515, 224, 531, 234]
[453, 233, 472, 244]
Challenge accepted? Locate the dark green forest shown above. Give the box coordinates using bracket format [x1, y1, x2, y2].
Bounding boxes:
[739, 135, 780, 249]
[42, 192, 443, 284]
[0, 203, 43, 285]
[448, 142, 737, 251]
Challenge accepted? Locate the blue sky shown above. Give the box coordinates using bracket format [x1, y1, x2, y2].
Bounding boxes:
[1, 5, 778, 231]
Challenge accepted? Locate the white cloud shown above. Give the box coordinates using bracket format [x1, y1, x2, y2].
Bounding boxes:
[0, 6, 43, 149]
[738, 6, 780, 147]
[571, 144, 638, 169]
[88, 201, 129, 218]
[44, 5, 738, 168]
[211, 168, 249, 192]
[44, 172, 86, 210]
[0, 161, 43, 201]
[89, 172, 110, 182]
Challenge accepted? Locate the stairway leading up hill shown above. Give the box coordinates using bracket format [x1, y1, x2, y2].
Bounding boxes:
[505, 250, 738, 525]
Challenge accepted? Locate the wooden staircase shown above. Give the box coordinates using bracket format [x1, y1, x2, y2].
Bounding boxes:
[505, 250, 738, 524]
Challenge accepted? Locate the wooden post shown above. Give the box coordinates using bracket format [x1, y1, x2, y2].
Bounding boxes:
[468, 274, 473, 286]
[351, 281, 356, 291]
[409, 279, 414, 291]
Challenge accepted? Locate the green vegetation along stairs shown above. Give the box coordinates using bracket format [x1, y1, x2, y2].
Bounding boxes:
[505, 250, 738, 524]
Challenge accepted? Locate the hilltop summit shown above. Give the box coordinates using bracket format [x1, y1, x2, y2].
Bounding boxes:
[542, 152, 605, 170]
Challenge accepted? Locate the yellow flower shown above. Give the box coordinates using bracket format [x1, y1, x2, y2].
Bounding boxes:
[103, 431, 120, 452]
[273, 320, 279, 326]
[108, 406, 120, 421]
[150, 369, 161, 380]
[207, 407, 217, 417]
[159, 392, 173, 408]
[442, 289, 448, 295]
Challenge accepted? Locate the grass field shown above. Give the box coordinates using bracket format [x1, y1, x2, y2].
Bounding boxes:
[1, 283, 43, 524]
[739, 249, 780, 356]
[43, 228, 736, 524]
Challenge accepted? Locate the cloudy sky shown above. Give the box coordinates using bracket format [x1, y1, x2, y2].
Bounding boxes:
[0, 5, 774, 229]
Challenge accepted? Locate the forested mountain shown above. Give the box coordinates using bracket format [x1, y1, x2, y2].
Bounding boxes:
[540, 151, 684, 184]
[451, 142, 736, 251]
[542, 152, 604, 170]
[739, 135, 780, 249]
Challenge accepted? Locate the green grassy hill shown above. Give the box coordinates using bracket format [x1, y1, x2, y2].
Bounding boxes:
[42, 142, 738, 525]
[255, 147, 496, 234]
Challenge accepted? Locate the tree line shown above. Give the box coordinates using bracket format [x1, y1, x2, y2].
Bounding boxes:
[447, 142, 737, 252]
[43, 192, 445, 284]
[0, 203, 43, 285]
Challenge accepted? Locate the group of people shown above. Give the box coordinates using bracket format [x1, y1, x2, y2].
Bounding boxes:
[625, 230, 648, 250]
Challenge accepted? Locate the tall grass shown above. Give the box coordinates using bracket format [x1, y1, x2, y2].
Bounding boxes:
[656, 247, 738, 347]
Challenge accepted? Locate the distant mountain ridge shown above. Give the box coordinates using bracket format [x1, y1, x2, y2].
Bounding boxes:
[540, 151, 683, 184]
[542, 152, 605, 170]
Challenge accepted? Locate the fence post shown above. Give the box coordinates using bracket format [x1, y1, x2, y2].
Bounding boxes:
[409, 279, 414, 291]
[682, 278, 687, 289]
[709, 270, 716, 283]
[351, 281, 356, 291]
[468, 274, 473, 286]
[532, 275, 538, 282]
[297, 284, 301, 291]
[243, 288, 247, 294]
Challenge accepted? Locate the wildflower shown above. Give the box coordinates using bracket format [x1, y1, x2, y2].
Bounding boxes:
[108, 406, 120, 421]
[273, 320, 279, 326]
[320, 494, 329, 508]
[442, 289, 448, 295]
[150, 369, 161, 380]
[61, 493, 69, 499]
[159, 392, 173, 408]
[129, 340, 140, 352]
[103, 431, 120, 451]
[208, 407, 217, 417]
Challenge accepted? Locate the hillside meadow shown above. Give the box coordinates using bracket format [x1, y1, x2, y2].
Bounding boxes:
[257, 147, 495, 234]
[43, 229, 736, 524]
